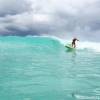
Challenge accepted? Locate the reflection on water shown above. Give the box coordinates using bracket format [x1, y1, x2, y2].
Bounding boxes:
[66, 48, 77, 66]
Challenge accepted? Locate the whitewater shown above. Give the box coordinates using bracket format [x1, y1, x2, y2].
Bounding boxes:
[0, 36, 100, 100]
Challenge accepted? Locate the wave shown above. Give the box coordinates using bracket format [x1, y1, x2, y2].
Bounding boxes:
[36, 35, 100, 52]
[0, 35, 100, 52]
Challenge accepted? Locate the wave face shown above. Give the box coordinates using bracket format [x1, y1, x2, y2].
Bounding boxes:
[0, 36, 64, 53]
[0, 36, 100, 100]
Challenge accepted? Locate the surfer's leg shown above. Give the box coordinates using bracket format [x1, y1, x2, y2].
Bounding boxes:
[74, 44, 76, 48]
[72, 42, 75, 48]
[72, 42, 74, 47]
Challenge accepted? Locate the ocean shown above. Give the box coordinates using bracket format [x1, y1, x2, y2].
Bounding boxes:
[0, 36, 100, 100]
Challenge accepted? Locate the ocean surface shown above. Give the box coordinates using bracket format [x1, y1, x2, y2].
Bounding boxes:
[0, 36, 100, 100]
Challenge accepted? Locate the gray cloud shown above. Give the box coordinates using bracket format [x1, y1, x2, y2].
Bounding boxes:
[0, 0, 100, 41]
[0, 0, 31, 16]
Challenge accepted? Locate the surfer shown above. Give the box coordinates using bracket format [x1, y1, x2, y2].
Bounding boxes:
[72, 38, 79, 48]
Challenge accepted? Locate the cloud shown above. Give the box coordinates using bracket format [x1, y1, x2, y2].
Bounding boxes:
[0, 0, 100, 41]
[0, 0, 31, 16]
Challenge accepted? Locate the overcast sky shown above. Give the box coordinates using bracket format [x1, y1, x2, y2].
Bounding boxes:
[0, 0, 100, 41]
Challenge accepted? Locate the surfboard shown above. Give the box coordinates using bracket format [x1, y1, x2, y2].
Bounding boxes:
[65, 44, 75, 50]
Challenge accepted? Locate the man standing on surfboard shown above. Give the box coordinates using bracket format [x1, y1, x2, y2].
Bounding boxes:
[72, 38, 79, 48]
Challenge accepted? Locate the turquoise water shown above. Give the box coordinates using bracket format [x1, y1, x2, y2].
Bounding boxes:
[0, 36, 100, 100]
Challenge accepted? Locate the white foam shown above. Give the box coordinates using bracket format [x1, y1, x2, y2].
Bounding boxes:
[77, 41, 100, 52]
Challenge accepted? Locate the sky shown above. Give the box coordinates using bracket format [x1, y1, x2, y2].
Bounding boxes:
[0, 0, 100, 41]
